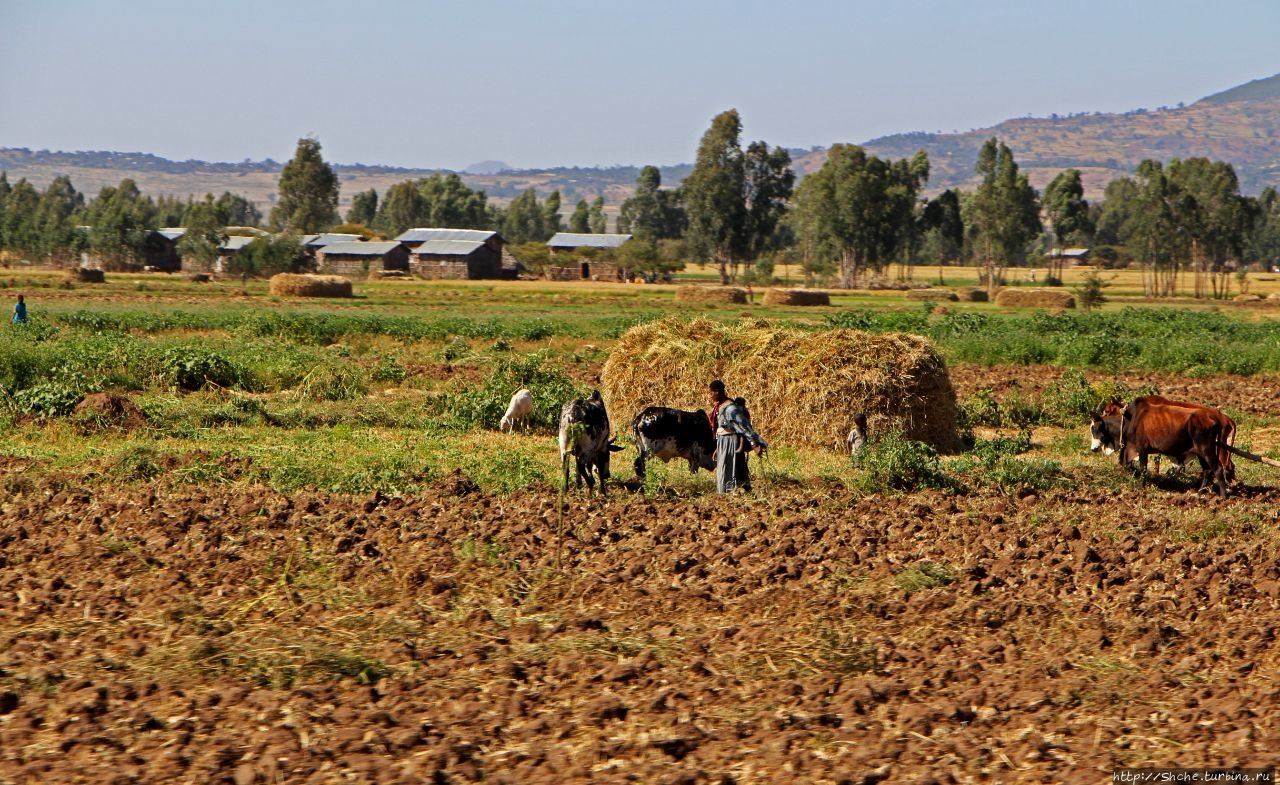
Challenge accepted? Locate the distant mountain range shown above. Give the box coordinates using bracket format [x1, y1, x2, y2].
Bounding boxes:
[3, 72, 1279, 207]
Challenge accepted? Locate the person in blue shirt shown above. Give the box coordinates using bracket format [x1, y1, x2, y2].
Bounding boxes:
[12, 294, 27, 324]
[707, 380, 768, 493]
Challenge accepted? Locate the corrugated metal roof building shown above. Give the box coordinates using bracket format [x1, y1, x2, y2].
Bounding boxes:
[317, 241, 410, 277]
[410, 239, 505, 280]
[547, 232, 632, 250]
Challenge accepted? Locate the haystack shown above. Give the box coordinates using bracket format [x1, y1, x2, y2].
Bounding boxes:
[763, 288, 830, 306]
[958, 289, 989, 302]
[994, 288, 1075, 309]
[71, 268, 105, 283]
[269, 273, 353, 298]
[676, 286, 747, 304]
[601, 317, 960, 452]
[905, 288, 959, 302]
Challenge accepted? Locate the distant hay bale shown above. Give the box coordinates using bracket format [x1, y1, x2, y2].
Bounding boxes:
[958, 289, 989, 302]
[676, 286, 747, 304]
[269, 273, 353, 298]
[1234, 293, 1263, 302]
[71, 268, 105, 283]
[763, 288, 830, 306]
[994, 288, 1076, 309]
[601, 317, 960, 453]
[905, 288, 959, 302]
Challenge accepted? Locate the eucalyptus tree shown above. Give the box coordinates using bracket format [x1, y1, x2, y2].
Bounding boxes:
[683, 109, 793, 283]
[86, 179, 157, 269]
[1166, 157, 1249, 297]
[1042, 169, 1093, 282]
[178, 194, 227, 272]
[1, 178, 41, 256]
[789, 144, 927, 287]
[271, 137, 339, 233]
[589, 197, 607, 234]
[569, 199, 591, 233]
[346, 189, 378, 226]
[502, 189, 548, 244]
[32, 175, 85, 263]
[542, 189, 562, 236]
[374, 180, 426, 237]
[1123, 160, 1184, 297]
[966, 138, 1041, 295]
[617, 166, 685, 241]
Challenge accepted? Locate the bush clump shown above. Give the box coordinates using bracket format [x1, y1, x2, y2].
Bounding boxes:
[853, 432, 956, 493]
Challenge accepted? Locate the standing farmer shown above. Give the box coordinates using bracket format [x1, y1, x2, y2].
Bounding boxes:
[12, 294, 27, 324]
[707, 380, 767, 493]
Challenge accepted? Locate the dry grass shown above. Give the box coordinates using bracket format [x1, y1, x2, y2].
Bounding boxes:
[600, 317, 960, 452]
[994, 288, 1076, 309]
[269, 273, 354, 298]
[676, 286, 747, 304]
[763, 288, 830, 306]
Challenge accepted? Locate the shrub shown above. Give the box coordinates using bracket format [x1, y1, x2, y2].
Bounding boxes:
[444, 352, 584, 432]
[293, 363, 368, 402]
[158, 346, 240, 391]
[853, 432, 956, 493]
[12, 382, 83, 416]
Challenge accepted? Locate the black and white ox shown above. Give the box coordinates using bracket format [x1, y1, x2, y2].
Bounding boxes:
[630, 406, 716, 479]
[558, 390, 623, 496]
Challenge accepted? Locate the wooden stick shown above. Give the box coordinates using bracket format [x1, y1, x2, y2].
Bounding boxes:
[1224, 444, 1280, 468]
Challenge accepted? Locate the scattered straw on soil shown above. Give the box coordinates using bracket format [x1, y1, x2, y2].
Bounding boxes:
[269, 273, 353, 298]
[762, 288, 830, 306]
[994, 288, 1076, 309]
[675, 286, 747, 304]
[601, 316, 960, 452]
[905, 288, 959, 301]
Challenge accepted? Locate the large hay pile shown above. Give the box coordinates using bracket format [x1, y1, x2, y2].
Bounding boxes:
[269, 273, 353, 298]
[763, 288, 830, 306]
[601, 317, 960, 452]
[676, 286, 747, 304]
[994, 288, 1075, 309]
[905, 288, 959, 302]
[71, 268, 105, 283]
[958, 288, 989, 302]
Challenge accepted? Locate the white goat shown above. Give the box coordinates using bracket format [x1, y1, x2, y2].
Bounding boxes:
[500, 389, 534, 432]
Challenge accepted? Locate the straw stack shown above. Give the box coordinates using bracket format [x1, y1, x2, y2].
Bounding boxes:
[269, 273, 353, 298]
[994, 288, 1075, 309]
[763, 288, 831, 306]
[675, 286, 748, 304]
[601, 317, 960, 452]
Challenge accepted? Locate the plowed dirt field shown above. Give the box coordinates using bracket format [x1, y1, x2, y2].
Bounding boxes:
[4, 470, 1280, 784]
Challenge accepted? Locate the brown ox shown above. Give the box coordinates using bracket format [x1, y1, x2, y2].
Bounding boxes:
[1120, 396, 1229, 496]
[1139, 395, 1237, 484]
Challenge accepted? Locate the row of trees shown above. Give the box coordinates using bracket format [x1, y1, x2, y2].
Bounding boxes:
[5, 129, 1280, 295]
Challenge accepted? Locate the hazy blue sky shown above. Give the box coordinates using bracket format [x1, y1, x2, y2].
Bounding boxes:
[3, 0, 1278, 170]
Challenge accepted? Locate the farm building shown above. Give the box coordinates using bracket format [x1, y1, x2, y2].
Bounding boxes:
[411, 239, 505, 280]
[139, 228, 186, 272]
[302, 233, 365, 260]
[395, 228, 505, 253]
[215, 235, 256, 274]
[317, 241, 410, 277]
[546, 232, 631, 281]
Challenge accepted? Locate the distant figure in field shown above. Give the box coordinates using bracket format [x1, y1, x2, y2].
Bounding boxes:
[1028, 269, 1037, 283]
[12, 294, 27, 324]
[846, 413, 869, 457]
[747, 285, 754, 303]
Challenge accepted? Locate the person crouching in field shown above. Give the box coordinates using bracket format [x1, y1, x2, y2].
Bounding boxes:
[707, 380, 768, 493]
[12, 294, 27, 324]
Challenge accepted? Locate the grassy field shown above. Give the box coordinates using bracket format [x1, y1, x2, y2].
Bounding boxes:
[4, 263, 1280, 498]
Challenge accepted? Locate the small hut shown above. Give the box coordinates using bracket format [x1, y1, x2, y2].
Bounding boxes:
[546, 232, 631, 281]
[142, 228, 185, 272]
[411, 239, 504, 280]
[317, 241, 409, 277]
